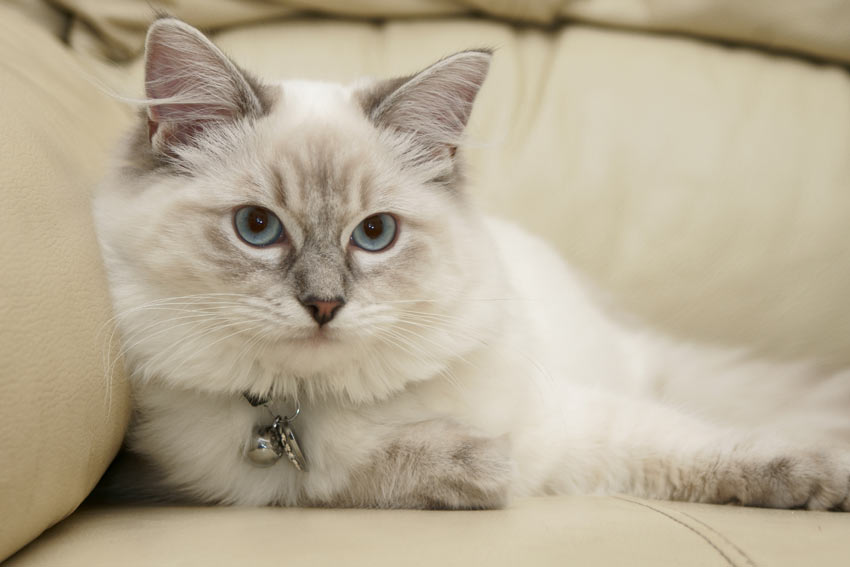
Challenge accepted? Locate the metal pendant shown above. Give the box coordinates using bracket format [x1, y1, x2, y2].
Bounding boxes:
[246, 409, 308, 472]
[247, 425, 283, 467]
[276, 418, 307, 472]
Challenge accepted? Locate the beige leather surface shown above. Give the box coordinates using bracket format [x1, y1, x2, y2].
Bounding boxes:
[8, 0, 67, 37]
[0, 5, 131, 562]
[8, 496, 850, 566]
[55, 0, 850, 64]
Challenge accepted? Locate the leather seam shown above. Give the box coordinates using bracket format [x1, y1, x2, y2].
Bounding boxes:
[613, 496, 740, 567]
[675, 508, 758, 567]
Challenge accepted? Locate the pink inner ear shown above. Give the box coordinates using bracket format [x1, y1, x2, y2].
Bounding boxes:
[144, 22, 243, 128]
[145, 56, 238, 124]
[372, 51, 491, 154]
[143, 21, 254, 153]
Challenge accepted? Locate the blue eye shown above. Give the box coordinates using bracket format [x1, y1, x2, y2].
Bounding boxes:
[351, 213, 397, 252]
[233, 206, 284, 247]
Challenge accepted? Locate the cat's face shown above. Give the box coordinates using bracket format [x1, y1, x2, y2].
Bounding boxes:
[95, 19, 500, 402]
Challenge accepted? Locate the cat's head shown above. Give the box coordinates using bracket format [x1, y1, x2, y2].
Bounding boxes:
[95, 18, 502, 403]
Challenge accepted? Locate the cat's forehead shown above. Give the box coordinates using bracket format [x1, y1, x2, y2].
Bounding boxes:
[251, 79, 393, 220]
[269, 79, 364, 129]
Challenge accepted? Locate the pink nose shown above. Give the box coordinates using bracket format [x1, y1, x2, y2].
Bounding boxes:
[299, 297, 344, 326]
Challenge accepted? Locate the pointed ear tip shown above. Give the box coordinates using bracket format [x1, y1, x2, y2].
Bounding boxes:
[148, 16, 178, 33]
[146, 20, 174, 47]
[455, 49, 494, 72]
[464, 48, 494, 60]
[146, 16, 198, 42]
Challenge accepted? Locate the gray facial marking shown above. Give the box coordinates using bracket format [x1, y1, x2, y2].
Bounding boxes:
[170, 200, 285, 283]
[295, 140, 359, 212]
[237, 64, 280, 116]
[357, 168, 373, 213]
[291, 233, 349, 302]
[269, 166, 288, 210]
[270, 129, 383, 303]
[201, 224, 259, 274]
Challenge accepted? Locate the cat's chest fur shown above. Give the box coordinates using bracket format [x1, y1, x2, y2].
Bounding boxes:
[129, 345, 535, 505]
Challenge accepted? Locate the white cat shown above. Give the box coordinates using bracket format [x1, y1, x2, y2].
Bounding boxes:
[94, 17, 850, 510]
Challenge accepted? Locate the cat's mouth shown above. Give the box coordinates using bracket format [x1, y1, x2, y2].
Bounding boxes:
[288, 325, 339, 346]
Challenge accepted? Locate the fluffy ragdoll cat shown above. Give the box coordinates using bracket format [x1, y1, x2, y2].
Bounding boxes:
[94, 18, 850, 510]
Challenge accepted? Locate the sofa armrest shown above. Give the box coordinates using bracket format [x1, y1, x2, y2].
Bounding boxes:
[0, 4, 131, 561]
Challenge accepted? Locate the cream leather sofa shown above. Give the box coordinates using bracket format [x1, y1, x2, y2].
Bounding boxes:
[3, 1, 850, 565]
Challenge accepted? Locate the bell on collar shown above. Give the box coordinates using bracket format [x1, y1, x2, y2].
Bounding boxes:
[244, 395, 308, 472]
[247, 425, 282, 467]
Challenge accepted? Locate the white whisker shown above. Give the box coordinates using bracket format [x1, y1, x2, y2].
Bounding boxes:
[106, 311, 235, 385]
[379, 297, 535, 305]
[141, 318, 266, 381]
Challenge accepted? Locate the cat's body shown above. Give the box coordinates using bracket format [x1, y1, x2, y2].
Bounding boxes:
[95, 18, 850, 510]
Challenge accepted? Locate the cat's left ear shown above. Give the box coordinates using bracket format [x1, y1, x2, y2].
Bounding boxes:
[143, 18, 270, 155]
[360, 49, 492, 162]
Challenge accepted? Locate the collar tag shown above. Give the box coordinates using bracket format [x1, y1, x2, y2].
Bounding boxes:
[244, 394, 307, 472]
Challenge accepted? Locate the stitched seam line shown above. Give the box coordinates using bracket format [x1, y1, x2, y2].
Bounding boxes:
[613, 496, 740, 567]
[675, 508, 758, 567]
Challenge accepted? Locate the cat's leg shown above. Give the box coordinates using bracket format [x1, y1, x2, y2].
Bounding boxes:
[308, 419, 514, 510]
[557, 390, 850, 510]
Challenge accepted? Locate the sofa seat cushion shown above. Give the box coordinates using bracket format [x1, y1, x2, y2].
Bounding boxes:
[8, 496, 850, 566]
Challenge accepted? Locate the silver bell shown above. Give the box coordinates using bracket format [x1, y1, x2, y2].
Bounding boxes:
[247, 426, 282, 467]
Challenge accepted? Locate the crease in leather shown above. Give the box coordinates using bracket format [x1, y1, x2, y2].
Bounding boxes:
[614, 496, 755, 567]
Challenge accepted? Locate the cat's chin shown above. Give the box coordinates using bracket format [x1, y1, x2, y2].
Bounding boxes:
[286, 327, 341, 347]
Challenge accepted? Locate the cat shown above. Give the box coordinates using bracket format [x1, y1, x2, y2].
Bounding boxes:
[94, 17, 850, 510]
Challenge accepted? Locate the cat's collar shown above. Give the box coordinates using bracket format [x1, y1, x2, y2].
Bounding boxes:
[243, 392, 308, 471]
[244, 392, 272, 407]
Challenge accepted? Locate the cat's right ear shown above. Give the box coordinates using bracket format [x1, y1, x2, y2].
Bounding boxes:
[143, 18, 269, 156]
[358, 50, 492, 165]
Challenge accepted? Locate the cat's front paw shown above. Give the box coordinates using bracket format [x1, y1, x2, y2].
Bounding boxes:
[414, 432, 514, 510]
[339, 420, 515, 510]
[714, 447, 850, 511]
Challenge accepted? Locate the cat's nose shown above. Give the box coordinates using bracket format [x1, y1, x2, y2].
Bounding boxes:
[299, 296, 345, 326]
